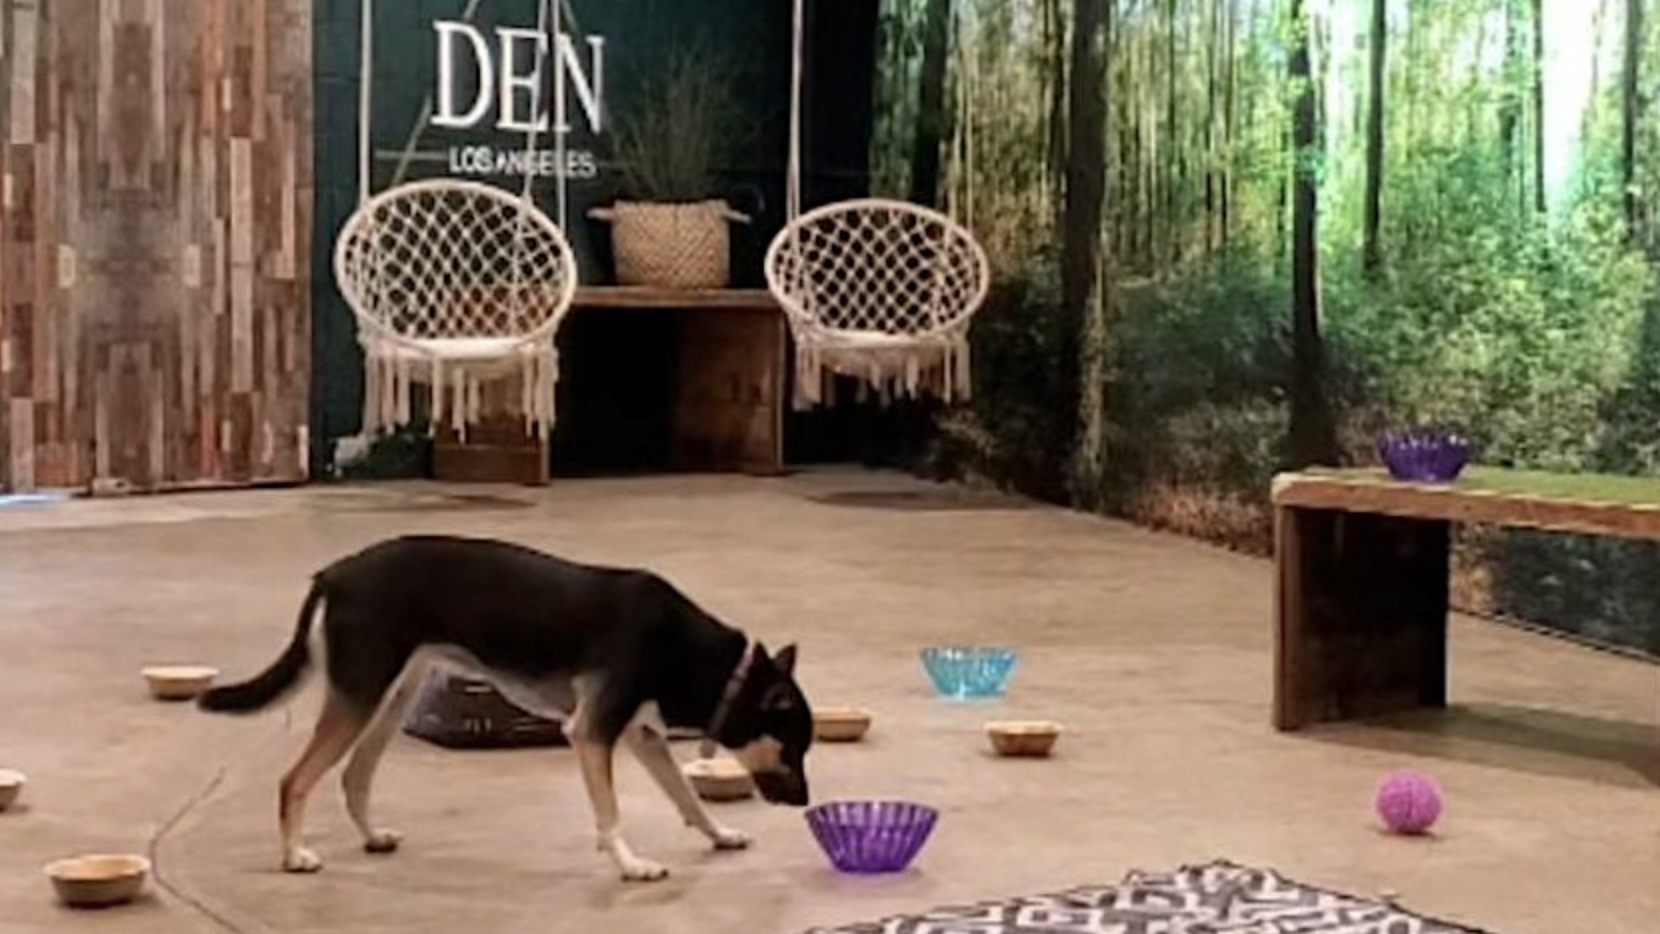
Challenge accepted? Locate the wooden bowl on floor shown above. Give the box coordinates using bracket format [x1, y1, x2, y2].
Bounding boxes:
[985, 720, 1062, 758]
[45, 854, 150, 909]
[141, 666, 219, 702]
[682, 757, 755, 802]
[814, 706, 873, 743]
[0, 769, 25, 811]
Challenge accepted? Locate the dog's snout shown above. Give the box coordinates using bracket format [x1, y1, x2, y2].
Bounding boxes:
[753, 770, 810, 807]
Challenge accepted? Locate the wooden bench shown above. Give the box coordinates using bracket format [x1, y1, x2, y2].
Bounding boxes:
[1271, 466, 1660, 731]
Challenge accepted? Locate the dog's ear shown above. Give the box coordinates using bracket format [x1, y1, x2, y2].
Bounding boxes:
[773, 643, 798, 678]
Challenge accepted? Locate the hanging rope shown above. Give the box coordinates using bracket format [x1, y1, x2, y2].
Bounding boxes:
[357, 0, 374, 206]
[389, 0, 486, 188]
[552, 0, 568, 229]
[787, 0, 805, 223]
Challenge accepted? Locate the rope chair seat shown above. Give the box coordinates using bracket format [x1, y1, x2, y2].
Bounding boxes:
[764, 197, 990, 409]
[334, 178, 578, 439]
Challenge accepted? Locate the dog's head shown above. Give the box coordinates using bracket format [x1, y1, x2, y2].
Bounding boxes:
[721, 643, 813, 806]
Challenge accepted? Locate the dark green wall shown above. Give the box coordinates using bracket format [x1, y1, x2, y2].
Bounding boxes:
[309, 0, 877, 475]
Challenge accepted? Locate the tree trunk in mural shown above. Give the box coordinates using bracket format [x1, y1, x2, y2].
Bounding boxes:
[910, 0, 955, 208]
[1286, 0, 1337, 470]
[1626, 0, 1645, 244]
[1221, 0, 1238, 249]
[1045, 0, 1068, 221]
[1587, 0, 1611, 146]
[1163, 0, 1179, 268]
[1205, 0, 1234, 254]
[1500, 0, 1523, 208]
[1362, 0, 1387, 279]
[1531, 0, 1547, 215]
[0, 0, 312, 493]
[1063, 0, 1109, 505]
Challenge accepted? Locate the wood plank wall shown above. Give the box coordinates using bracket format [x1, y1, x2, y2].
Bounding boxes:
[0, 0, 312, 492]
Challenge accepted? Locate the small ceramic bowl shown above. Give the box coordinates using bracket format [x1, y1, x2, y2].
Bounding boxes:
[44, 853, 151, 909]
[141, 666, 219, 702]
[0, 769, 25, 811]
[682, 757, 755, 802]
[985, 720, 1062, 758]
[813, 706, 873, 742]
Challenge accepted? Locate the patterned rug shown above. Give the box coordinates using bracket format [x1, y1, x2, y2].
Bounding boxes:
[802, 861, 1494, 934]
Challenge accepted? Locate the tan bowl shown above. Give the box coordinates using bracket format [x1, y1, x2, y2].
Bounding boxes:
[813, 706, 873, 743]
[986, 720, 1063, 758]
[45, 853, 150, 909]
[141, 666, 219, 702]
[682, 757, 755, 802]
[0, 769, 25, 811]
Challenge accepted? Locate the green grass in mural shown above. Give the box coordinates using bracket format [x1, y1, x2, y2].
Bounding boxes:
[1307, 466, 1660, 507]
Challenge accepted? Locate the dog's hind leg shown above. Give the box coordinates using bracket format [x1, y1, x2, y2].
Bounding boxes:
[279, 689, 372, 873]
[341, 653, 431, 856]
[621, 723, 750, 852]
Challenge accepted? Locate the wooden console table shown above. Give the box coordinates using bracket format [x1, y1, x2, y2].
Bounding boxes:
[1272, 466, 1660, 731]
[432, 286, 787, 483]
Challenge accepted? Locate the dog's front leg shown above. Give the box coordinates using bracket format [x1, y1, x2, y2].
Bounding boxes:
[622, 725, 751, 851]
[570, 737, 670, 882]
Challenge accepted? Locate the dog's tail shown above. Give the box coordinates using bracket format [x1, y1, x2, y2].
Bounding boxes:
[197, 579, 325, 714]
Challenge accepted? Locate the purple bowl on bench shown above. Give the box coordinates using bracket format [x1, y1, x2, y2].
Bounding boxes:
[1377, 429, 1473, 483]
[805, 799, 939, 874]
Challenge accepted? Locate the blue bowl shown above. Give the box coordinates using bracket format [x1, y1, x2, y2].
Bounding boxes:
[920, 646, 1018, 699]
[1377, 428, 1473, 483]
[805, 799, 939, 874]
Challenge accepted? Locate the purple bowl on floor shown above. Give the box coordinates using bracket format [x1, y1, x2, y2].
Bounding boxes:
[1377, 429, 1473, 483]
[805, 800, 939, 874]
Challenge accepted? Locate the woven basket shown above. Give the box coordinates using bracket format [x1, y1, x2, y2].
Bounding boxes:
[402, 672, 567, 749]
[400, 670, 706, 750]
[591, 200, 751, 289]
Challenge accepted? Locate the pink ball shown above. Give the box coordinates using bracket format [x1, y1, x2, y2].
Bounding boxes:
[1375, 770, 1442, 835]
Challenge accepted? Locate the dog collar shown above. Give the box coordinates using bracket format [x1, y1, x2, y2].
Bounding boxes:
[699, 641, 756, 759]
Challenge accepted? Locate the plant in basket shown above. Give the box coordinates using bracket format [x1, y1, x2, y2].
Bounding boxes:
[591, 43, 753, 288]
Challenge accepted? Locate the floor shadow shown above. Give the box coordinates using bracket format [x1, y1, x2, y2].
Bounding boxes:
[808, 488, 1035, 512]
[1297, 701, 1660, 790]
[326, 491, 536, 514]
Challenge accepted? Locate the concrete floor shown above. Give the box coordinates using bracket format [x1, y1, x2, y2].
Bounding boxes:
[0, 469, 1657, 933]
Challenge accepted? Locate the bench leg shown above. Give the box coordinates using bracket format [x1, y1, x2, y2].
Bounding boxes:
[1274, 505, 1450, 731]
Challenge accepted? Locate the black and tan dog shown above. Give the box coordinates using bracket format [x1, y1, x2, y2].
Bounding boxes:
[197, 534, 814, 882]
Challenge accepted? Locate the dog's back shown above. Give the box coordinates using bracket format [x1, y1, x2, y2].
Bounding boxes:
[198, 535, 684, 716]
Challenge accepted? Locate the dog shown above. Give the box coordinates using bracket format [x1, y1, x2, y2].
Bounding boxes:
[196, 534, 815, 882]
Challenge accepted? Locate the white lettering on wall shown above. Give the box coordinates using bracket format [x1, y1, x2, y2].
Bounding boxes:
[431, 21, 606, 136]
[433, 22, 493, 129]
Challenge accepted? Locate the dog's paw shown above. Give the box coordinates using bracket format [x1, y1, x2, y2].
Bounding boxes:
[282, 847, 324, 874]
[363, 829, 402, 855]
[709, 826, 751, 851]
[619, 857, 670, 883]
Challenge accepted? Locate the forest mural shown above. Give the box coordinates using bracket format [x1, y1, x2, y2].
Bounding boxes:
[869, 0, 1660, 656]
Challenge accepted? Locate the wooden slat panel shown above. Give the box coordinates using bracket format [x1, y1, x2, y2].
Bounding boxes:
[0, 0, 312, 492]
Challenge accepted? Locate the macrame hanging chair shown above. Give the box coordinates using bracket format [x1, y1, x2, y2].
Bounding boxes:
[764, 198, 989, 409]
[764, 0, 991, 411]
[332, 0, 578, 443]
[334, 178, 577, 439]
